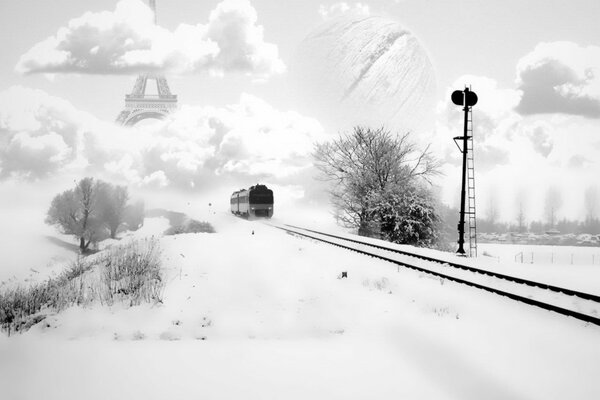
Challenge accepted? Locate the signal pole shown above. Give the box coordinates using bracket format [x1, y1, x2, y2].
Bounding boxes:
[452, 87, 478, 256]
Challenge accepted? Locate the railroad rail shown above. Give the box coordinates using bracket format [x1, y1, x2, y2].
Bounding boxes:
[274, 223, 600, 327]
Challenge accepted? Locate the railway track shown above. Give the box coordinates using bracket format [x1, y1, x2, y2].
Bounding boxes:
[273, 223, 600, 327]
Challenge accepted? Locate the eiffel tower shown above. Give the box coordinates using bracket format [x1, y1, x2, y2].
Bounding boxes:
[116, 0, 177, 126]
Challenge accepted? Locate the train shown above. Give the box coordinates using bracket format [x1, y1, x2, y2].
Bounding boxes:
[230, 184, 274, 218]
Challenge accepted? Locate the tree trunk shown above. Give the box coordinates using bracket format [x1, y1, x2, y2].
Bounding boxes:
[79, 237, 92, 253]
[358, 221, 372, 237]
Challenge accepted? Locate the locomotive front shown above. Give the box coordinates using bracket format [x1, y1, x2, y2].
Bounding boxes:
[247, 184, 274, 218]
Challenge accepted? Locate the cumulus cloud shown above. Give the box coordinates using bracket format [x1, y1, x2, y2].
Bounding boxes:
[515, 41, 600, 118]
[318, 2, 370, 19]
[0, 86, 95, 179]
[432, 73, 600, 220]
[16, 0, 285, 78]
[522, 121, 553, 158]
[0, 86, 323, 191]
[433, 75, 521, 171]
[568, 154, 589, 169]
[141, 95, 323, 187]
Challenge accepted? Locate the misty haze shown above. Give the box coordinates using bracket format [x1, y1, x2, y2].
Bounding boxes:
[1, 1, 599, 399]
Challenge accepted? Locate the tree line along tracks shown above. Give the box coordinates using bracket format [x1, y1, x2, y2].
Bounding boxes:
[272, 223, 600, 327]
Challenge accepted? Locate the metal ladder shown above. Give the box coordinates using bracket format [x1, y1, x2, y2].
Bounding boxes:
[466, 107, 477, 257]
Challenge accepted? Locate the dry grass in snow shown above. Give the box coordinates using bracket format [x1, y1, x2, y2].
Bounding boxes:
[0, 238, 163, 335]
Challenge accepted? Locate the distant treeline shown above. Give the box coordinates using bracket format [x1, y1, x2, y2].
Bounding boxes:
[440, 204, 600, 235]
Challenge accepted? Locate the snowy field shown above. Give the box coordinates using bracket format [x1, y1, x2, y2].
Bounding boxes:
[0, 207, 78, 285]
[1, 213, 600, 400]
[479, 242, 600, 266]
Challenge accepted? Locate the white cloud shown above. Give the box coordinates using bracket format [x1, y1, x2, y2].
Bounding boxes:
[0, 86, 323, 193]
[141, 170, 169, 188]
[16, 0, 285, 78]
[515, 41, 600, 118]
[433, 75, 522, 170]
[432, 74, 600, 221]
[2, 132, 71, 179]
[318, 2, 370, 20]
[0, 86, 95, 179]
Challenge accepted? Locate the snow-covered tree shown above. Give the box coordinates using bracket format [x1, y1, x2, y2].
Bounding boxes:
[313, 126, 440, 244]
[371, 184, 441, 247]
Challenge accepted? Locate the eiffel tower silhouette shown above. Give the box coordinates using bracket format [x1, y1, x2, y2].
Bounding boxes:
[116, 0, 178, 126]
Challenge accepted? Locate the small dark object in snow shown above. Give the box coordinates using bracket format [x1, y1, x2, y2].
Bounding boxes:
[252, 230, 255, 235]
[180, 253, 185, 258]
[338, 271, 348, 279]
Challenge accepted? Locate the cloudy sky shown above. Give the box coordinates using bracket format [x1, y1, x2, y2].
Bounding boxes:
[0, 0, 599, 222]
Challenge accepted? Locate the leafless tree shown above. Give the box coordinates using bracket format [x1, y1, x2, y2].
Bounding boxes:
[487, 195, 498, 231]
[313, 126, 440, 236]
[516, 190, 527, 233]
[584, 186, 598, 222]
[544, 186, 562, 229]
[517, 202, 526, 233]
[97, 183, 129, 239]
[46, 177, 103, 252]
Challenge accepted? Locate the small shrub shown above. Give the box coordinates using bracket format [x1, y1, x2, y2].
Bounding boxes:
[132, 330, 146, 340]
[0, 239, 164, 335]
[165, 218, 215, 235]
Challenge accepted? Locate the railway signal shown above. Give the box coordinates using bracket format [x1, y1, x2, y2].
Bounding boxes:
[452, 87, 478, 256]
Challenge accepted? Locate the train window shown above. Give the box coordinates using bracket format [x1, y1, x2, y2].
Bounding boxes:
[249, 192, 273, 204]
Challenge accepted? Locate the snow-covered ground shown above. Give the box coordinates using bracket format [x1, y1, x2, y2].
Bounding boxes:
[479, 242, 600, 266]
[0, 207, 73, 284]
[1, 213, 600, 399]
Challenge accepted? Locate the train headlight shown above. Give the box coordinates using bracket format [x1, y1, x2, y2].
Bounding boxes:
[251, 207, 255, 210]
